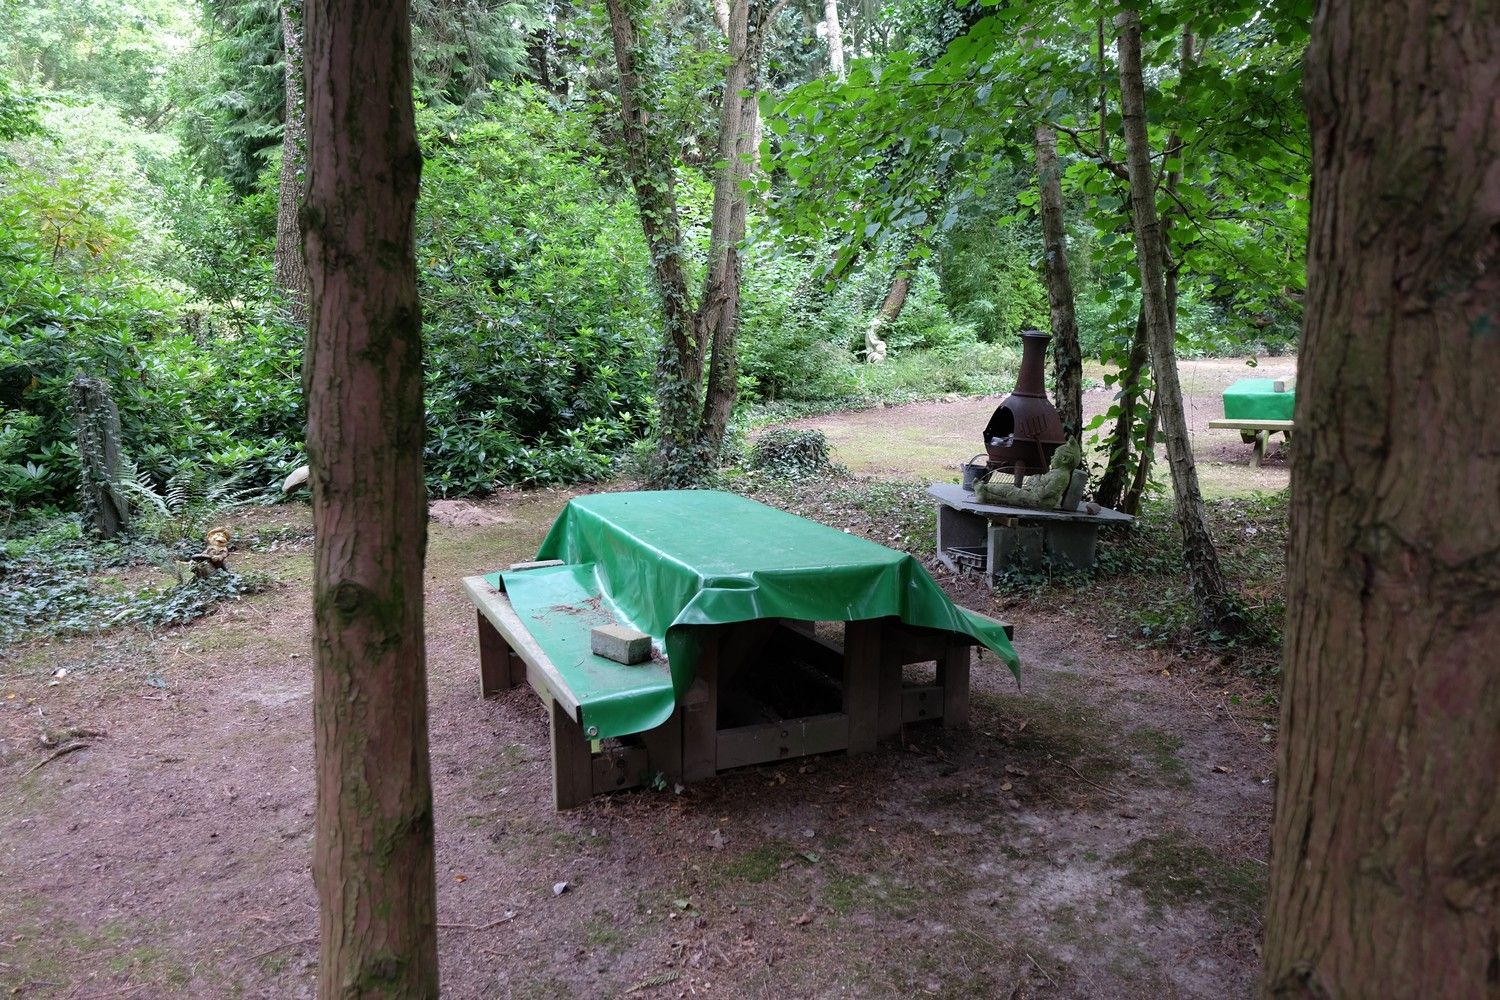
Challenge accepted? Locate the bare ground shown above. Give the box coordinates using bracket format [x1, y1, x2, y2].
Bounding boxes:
[1, 377, 1285, 998]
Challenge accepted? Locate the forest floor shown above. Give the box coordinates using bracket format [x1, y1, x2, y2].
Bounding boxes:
[1, 359, 1289, 999]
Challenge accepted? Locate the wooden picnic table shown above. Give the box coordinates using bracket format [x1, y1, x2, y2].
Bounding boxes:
[464, 491, 1017, 809]
[1212, 377, 1295, 466]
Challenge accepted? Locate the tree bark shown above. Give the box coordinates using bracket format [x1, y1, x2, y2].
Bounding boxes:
[607, 0, 767, 480]
[823, 0, 844, 79]
[1034, 125, 1082, 439]
[863, 260, 912, 364]
[274, 2, 307, 323]
[1120, 388, 1157, 517]
[1093, 306, 1148, 511]
[1263, 2, 1500, 995]
[301, 0, 438, 994]
[1115, 10, 1234, 627]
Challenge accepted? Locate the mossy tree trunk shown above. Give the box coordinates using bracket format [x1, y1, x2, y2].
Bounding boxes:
[301, 0, 438, 994]
[1263, 1, 1500, 994]
[1116, 10, 1234, 628]
[70, 375, 129, 539]
[274, 1, 307, 323]
[1093, 306, 1148, 512]
[1034, 124, 1082, 440]
[606, 0, 773, 486]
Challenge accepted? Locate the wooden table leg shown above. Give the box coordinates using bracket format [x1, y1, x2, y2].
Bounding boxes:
[550, 699, 594, 810]
[938, 644, 971, 730]
[876, 643, 903, 740]
[641, 706, 684, 785]
[477, 612, 516, 698]
[682, 631, 718, 782]
[844, 619, 880, 754]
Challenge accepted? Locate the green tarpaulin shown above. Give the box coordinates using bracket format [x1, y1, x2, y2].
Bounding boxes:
[489, 490, 1020, 740]
[1222, 378, 1295, 421]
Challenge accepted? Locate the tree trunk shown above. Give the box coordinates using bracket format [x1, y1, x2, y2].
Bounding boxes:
[823, 0, 845, 79]
[864, 264, 910, 364]
[1093, 306, 1148, 511]
[70, 375, 130, 539]
[1034, 125, 1082, 440]
[301, 0, 438, 994]
[1115, 10, 1233, 627]
[698, 0, 761, 452]
[608, 0, 764, 480]
[1263, 3, 1500, 995]
[1120, 388, 1157, 517]
[274, 2, 307, 323]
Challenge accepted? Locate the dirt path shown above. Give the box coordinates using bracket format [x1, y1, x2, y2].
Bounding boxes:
[1, 410, 1282, 997]
[787, 358, 1294, 498]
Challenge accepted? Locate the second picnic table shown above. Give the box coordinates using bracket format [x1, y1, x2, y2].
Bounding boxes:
[1209, 376, 1295, 466]
[465, 490, 1019, 808]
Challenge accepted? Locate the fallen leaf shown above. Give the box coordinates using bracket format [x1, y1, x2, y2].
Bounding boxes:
[1211, 765, 1231, 774]
[552, 881, 569, 897]
[1000, 782, 1013, 792]
[791, 912, 813, 926]
[708, 829, 725, 850]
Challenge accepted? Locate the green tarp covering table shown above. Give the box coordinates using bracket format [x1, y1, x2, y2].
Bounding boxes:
[1222, 378, 1295, 421]
[464, 490, 1020, 808]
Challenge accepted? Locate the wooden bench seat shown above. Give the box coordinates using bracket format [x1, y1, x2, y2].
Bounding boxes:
[1207, 418, 1295, 467]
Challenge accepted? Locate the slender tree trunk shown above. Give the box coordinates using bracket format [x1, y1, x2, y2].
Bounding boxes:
[274, 2, 307, 322]
[1034, 125, 1082, 439]
[863, 262, 911, 363]
[301, 0, 438, 994]
[698, 0, 761, 451]
[1093, 306, 1148, 510]
[1263, 2, 1500, 995]
[1121, 390, 1157, 517]
[1096, 16, 1107, 157]
[1116, 10, 1233, 627]
[823, 0, 845, 79]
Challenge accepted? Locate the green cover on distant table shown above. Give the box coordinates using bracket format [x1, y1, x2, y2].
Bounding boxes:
[1222, 378, 1295, 421]
[487, 490, 1020, 740]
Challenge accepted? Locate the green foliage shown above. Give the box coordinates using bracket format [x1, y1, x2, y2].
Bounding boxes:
[416, 87, 655, 494]
[748, 429, 832, 479]
[0, 0, 195, 123]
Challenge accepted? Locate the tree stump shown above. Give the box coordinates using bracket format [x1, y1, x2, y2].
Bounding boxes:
[70, 375, 130, 538]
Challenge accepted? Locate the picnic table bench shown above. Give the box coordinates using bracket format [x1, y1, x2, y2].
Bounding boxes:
[464, 491, 1018, 809]
[1209, 376, 1295, 466]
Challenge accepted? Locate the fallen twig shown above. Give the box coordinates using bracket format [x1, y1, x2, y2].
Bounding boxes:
[1025, 951, 1059, 989]
[1063, 761, 1121, 798]
[242, 935, 317, 966]
[23, 742, 89, 777]
[437, 912, 518, 931]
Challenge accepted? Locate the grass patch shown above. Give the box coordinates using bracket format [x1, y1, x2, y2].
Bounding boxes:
[714, 840, 794, 884]
[1115, 829, 1266, 921]
[1125, 727, 1190, 787]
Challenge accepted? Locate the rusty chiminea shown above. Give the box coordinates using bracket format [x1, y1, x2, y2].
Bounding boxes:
[982, 329, 1066, 479]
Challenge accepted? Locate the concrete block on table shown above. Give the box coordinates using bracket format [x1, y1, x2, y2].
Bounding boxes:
[591, 624, 653, 665]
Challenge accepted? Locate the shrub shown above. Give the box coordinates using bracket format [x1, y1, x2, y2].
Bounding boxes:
[749, 429, 832, 479]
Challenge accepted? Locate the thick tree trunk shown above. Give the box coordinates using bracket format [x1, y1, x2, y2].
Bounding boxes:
[274, 2, 307, 323]
[1034, 125, 1082, 439]
[301, 0, 438, 995]
[1115, 10, 1233, 627]
[1263, 3, 1500, 995]
[823, 0, 844, 79]
[1093, 306, 1148, 511]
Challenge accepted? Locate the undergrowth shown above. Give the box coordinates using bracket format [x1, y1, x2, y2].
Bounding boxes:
[0, 514, 274, 645]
